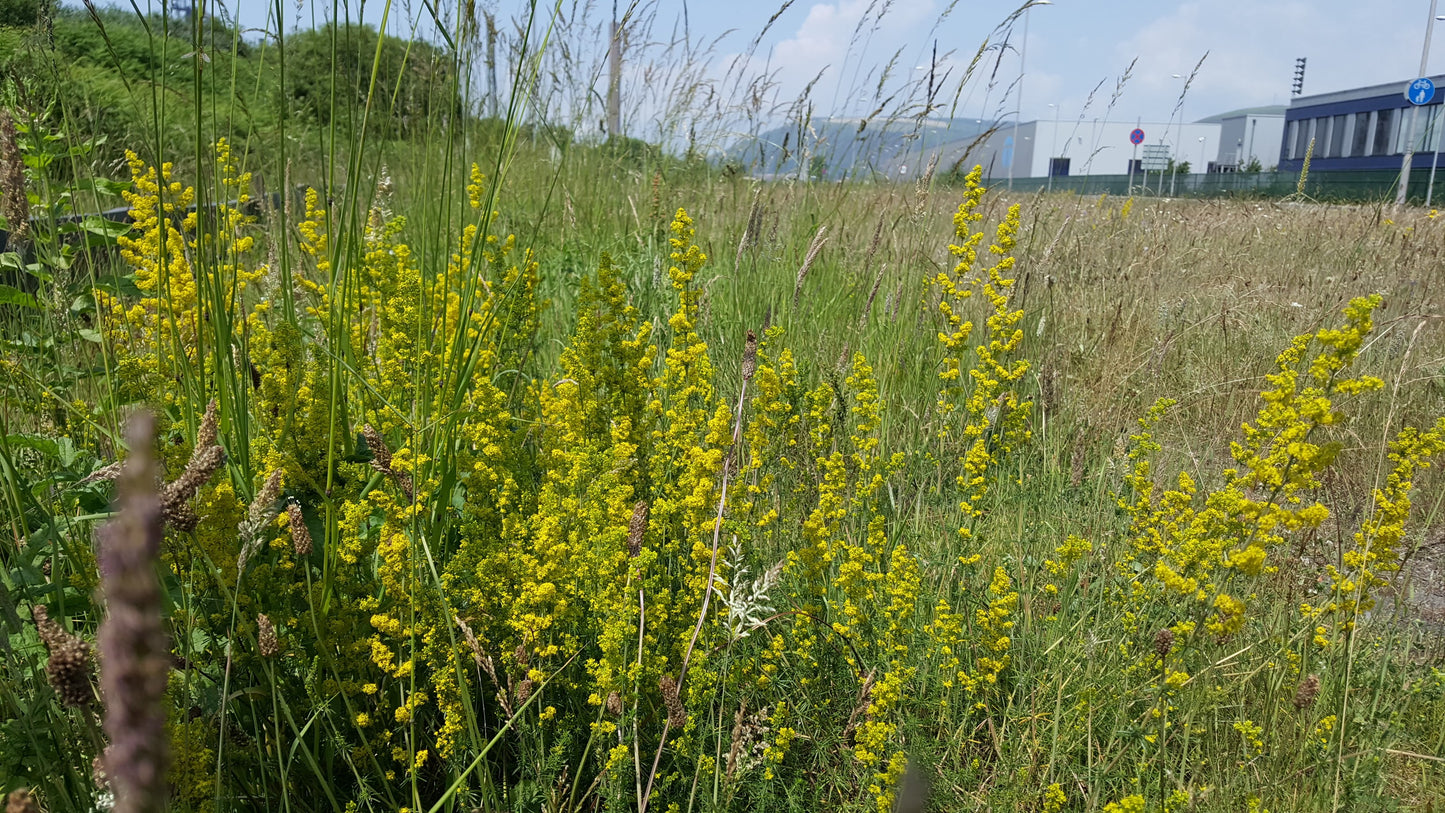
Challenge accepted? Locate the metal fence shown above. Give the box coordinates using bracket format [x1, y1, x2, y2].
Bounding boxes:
[989, 169, 1445, 205]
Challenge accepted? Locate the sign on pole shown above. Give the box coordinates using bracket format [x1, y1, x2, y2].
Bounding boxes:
[1141, 144, 1170, 171]
[1130, 128, 1145, 145]
[1408, 77, 1436, 105]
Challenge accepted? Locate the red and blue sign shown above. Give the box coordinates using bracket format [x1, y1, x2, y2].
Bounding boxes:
[1130, 128, 1145, 145]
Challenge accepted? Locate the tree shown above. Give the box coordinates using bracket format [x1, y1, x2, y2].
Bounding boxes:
[0, 0, 43, 28]
[285, 23, 462, 139]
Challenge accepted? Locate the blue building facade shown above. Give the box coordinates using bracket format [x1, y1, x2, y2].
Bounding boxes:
[1278, 74, 1445, 173]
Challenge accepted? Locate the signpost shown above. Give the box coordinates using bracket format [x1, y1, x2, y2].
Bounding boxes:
[1398, 0, 1440, 206]
[1128, 127, 1144, 192]
[1399, 77, 1437, 205]
[1141, 144, 1170, 194]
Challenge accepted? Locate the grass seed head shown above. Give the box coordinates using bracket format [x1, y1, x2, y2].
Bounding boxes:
[363, 424, 393, 472]
[0, 109, 29, 240]
[1294, 674, 1320, 710]
[98, 414, 170, 813]
[287, 502, 312, 556]
[5, 789, 39, 813]
[660, 674, 686, 728]
[627, 500, 649, 558]
[195, 399, 219, 451]
[33, 605, 94, 708]
[257, 614, 278, 657]
[1154, 628, 1175, 658]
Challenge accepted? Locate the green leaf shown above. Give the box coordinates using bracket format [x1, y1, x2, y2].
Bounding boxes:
[0, 285, 38, 309]
[94, 178, 130, 197]
[81, 215, 131, 241]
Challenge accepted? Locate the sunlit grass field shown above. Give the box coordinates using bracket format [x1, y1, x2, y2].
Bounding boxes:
[2, 3, 1445, 812]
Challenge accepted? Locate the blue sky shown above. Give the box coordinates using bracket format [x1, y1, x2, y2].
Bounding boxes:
[213, 0, 1445, 132]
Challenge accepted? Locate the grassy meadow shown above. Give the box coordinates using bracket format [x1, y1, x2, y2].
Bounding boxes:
[2, 2, 1445, 812]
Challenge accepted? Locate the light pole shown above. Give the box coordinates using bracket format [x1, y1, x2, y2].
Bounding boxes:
[1198, 136, 1207, 170]
[1008, 0, 1052, 190]
[1046, 102, 1061, 191]
[1428, 104, 1444, 206]
[1397, 4, 1444, 206]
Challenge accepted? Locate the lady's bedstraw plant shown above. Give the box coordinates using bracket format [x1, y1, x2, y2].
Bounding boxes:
[1118, 296, 1385, 643]
[924, 167, 1029, 706]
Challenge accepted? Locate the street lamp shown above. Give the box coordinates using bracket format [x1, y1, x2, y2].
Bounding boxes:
[1046, 102, 1061, 191]
[1008, 0, 1052, 190]
[1396, 6, 1445, 205]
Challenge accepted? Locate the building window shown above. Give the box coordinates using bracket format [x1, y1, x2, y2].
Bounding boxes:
[1328, 114, 1347, 157]
[1049, 157, 1070, 177]
[1353, 111, 1372, 156]
[1428, 105, 1445, 153]
[1286, 120, 1299, 159]
[1294, 118, 1312, 159]
[1316, 117, 1332, 156]
[1373, 108, 1396, 155]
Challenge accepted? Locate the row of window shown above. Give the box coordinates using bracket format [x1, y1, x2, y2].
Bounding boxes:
[1286, 106, 1444, 160]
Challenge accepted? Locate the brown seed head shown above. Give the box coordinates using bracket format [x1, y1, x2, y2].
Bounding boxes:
[627, 500, 649, 558]
[161, 444, 227, 529]
[195, 399, 219, 452]
[606, 690, 623, 716]
[0, 109, 30, 241]
[1294, 674, 1321, 710]
[33, 605, 94, 708]
[5, 788, 40, 813]
[287, 503, 312, 556]
[1154, 628, 1175, 658]
[80, 460, 124, 485]
[660, 674, 686, 728]
[253, 470, 283, 519]
[257, 614, 278, 657]
[363, 424, 392, 472]
[514, 678, 534, 706]
[98, 414, 171, 813]
[741, 330, 758, 382]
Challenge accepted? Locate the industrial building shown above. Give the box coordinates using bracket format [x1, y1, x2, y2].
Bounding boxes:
[1277, 74, 1445, 173]
[968, 112, 1284, 182]
[1196, 106, 1287, 171]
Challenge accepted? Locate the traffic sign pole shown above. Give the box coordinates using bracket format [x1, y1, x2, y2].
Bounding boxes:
[1398, 0, 1440, 206]
[1129, 124, 1144, 193]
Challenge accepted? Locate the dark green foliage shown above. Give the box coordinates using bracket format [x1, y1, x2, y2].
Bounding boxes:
[284, 23, 462, 139]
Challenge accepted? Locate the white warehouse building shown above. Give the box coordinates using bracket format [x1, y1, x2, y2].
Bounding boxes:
[968, 108, 1285, 181]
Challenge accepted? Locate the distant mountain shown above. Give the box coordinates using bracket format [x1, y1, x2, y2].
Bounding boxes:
[721, 117, 1001, 180]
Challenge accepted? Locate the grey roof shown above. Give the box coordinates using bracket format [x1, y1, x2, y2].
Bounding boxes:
[1289, 75, 1445, 108]
[1195, 105, 1287, 123]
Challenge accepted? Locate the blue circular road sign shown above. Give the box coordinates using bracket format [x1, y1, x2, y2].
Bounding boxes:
[1130, 128, 1145, 145]
[1407, 77, 1436, 105]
